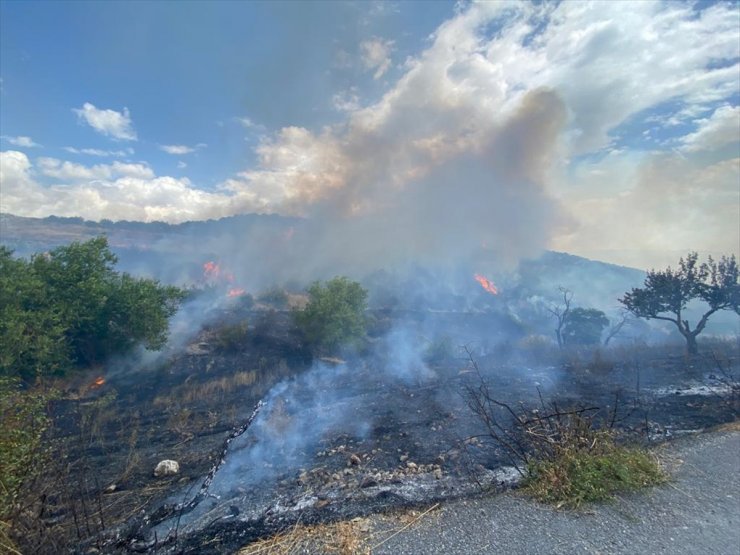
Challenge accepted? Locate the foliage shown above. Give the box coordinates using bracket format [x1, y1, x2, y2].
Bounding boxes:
[620, 252, 739, 354]
[463, 349, 665, 508]
[0, 238, 186, 379]
[562, 308, 609, 346]
[294, 277, 368, 353]
[524, 435, 665, 508]
[0, 379, 55, 553]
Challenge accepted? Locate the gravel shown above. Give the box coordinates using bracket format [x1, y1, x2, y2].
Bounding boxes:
[370, 428, 740, 555]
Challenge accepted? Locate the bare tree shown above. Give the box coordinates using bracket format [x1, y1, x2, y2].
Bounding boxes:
[546, 287, 572, 349]
[603, 310, 632, 346]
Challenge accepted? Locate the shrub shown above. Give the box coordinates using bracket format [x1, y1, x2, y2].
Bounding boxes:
[0, 379, 55, 553]
[525, 434, 666, 508]
[0, 238, 186, 379]
[463, 350, 665, 508]
[293, 277, 368, 354]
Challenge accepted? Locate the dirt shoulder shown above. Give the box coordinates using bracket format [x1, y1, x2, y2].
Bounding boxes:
[367, 425, 740, 555]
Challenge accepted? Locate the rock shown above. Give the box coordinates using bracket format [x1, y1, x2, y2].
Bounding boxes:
[433, 468, 443, 480]
[399, 454, 409, 462]
[349, 453, 361, 466]
[153, 460, 180, 478]
[360, 476, 379, 488]
[104, 483, 117, 493]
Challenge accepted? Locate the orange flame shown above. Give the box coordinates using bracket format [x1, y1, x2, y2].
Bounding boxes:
[227, 288, 246, 298]
[91, 376, 105, 388]
[474, 273, 498, 295]
[203, 261, 219, 279]
[203, 261, 234, 283]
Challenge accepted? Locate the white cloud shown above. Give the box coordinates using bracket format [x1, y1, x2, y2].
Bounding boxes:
[177, 161, 187, 169]
[73, 102, 137, 141]
[64, 146, 134, 157]
[679, 105, 740, 152]
[159, 144, 194, 155]
[37, 157, 154, 181]
[236, 117, 257, 129]
[1, 135, 41, 148]
[332, 89, 361, 112]
[1, 150, 236, 223]
[360, 37, 395, 79]
[159, 143, 206, 155]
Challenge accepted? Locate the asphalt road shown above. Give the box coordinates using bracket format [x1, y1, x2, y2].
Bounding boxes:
[370, 427, 740, 555]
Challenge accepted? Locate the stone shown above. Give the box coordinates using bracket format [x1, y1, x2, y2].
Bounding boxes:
[153, 459, 180, 478]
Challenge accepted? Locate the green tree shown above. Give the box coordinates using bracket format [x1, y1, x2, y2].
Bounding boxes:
[0, 247, 69, 379]
[620, 252, 739, 355]
[562, 308, 609, 346]
[0, 238, 186, 378]
[294, 277, 368, 353]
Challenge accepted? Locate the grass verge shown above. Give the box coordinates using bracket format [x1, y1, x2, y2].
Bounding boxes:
[523, 431, 666, 508]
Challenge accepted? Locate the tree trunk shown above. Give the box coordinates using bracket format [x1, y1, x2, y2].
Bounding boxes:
[685, 333, 698, 355]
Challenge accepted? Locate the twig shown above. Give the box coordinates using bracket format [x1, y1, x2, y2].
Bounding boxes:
[370, 503, 440, 550]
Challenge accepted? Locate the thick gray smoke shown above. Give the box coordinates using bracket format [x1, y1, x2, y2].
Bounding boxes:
[154, 88, 569, 293]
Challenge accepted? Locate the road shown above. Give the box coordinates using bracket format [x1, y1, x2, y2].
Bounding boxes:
[370, 427, 740, 555]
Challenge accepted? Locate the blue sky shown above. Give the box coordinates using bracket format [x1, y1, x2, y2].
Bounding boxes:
[1, 1, 454, 186]
[1, 0, 738, 269]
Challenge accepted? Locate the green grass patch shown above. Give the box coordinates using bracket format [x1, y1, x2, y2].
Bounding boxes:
[523, 435, 666, 508]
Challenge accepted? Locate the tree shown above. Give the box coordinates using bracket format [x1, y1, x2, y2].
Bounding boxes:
[294, 276, 368, 353]
[0, 247, 69, 378]
[620, 252, 739, 355]
[603, 310, 633, 346]
[562, 308, 609, 346]
[0, 238, 186, 378]
[546, 287, 572, 349]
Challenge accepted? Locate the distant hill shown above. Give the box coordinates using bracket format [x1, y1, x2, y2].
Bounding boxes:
[0, 212, 295, 255]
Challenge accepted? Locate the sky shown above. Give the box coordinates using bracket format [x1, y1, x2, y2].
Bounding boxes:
[0, 0, 738, 270]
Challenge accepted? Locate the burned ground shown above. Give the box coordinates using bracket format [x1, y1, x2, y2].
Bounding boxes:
[13, 307, 738, 555]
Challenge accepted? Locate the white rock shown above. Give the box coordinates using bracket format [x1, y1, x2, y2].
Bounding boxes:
[154, 459, 180, 477]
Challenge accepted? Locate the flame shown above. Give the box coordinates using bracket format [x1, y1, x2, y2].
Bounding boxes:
[203, 261, 220, 279]
[203, 261, 247, 298]
[91, 376, 105, 388]
[474, 273, 499, 295]
[203, 261, 234, 283]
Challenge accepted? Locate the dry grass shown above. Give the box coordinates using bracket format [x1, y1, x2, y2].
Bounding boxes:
[238, 518, 371, 555]
[709, 420, 740, 433]
[239, 504, 441, 555]
[153, 371, 258, 407]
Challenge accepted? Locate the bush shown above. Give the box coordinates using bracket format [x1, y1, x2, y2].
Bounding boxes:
[293, 277, 368, 354]
[0, 238, 186, 379]
[0, 379, 55, 552]
[464, 350, 665, 508]
[562, 308, 609, 346]
[525, 435, 665, 508]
